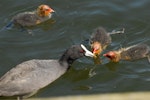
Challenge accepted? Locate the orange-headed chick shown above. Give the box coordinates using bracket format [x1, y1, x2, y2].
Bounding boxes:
[89, 27, 112, 64]
[90, 27, 124, 57]
[103, 43, 150, 63]
[90, 27, 111, 57]
[12, 4, 54, 27]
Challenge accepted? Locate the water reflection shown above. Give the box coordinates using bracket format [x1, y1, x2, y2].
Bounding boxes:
[105, 62, 119, 71]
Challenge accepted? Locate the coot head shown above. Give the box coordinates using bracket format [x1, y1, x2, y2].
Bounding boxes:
[103, 51, 119, 62]
[91, 42, 102, 57]
[59, 44, 94, 65]
[37, 4, 55, 17]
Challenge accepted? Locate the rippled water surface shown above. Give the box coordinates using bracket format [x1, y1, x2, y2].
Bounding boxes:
[0, 0, 150, 99]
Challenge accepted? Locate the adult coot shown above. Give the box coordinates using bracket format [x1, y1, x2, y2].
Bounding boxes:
[103, 43, 150, 62]
[0, 44, 94, 100]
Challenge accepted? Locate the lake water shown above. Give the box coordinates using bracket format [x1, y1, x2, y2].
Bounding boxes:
[0, 0, 150, 99]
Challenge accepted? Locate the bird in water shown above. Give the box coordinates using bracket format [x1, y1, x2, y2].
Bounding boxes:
[103, 43, 150, 63]
[0, 44, 94, 100]
[90, 27, 125, 64]
[6, 4, 54, 28]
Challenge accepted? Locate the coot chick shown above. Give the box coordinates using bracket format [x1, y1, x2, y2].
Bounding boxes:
[10, 4, 54, 27]
[103, 43, 150, 62]
[90, 27, 124, 63]
[0, 44, 94, 100]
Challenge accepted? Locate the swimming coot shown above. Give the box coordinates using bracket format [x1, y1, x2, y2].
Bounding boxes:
[103, 43, 150, 62]
[90, 27, 124, 57]
[90, 27, 124, 64]
[11, 4, 54, 27]
[0, 44, 94, 100]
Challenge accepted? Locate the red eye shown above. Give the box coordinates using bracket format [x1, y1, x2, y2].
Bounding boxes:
[80, 50, 85, 53]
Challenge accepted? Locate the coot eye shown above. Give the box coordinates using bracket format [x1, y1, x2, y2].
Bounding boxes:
[80, 50, 85, 53]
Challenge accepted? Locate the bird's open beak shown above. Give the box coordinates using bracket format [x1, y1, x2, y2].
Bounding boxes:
[81, 44, 95, 58]
[92, 48, 100, 56]
[103, 53, 107, 57]
[91, 42, 101, 57]
[103, 53, 111, 59]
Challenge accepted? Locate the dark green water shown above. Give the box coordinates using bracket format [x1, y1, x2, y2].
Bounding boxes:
[0, 0, 150, 99]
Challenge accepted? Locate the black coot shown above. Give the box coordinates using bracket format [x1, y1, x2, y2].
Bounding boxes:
[0, 44, 94, 100]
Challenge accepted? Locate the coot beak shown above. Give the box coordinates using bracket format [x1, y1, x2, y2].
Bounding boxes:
[103, 54, 107, 57]
[50, 8, 55, 13]
[81, 44, 94, 57]
[103, 53, 111, 58]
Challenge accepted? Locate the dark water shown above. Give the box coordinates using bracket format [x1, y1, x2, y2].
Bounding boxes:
[0, 0, 150, 99]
